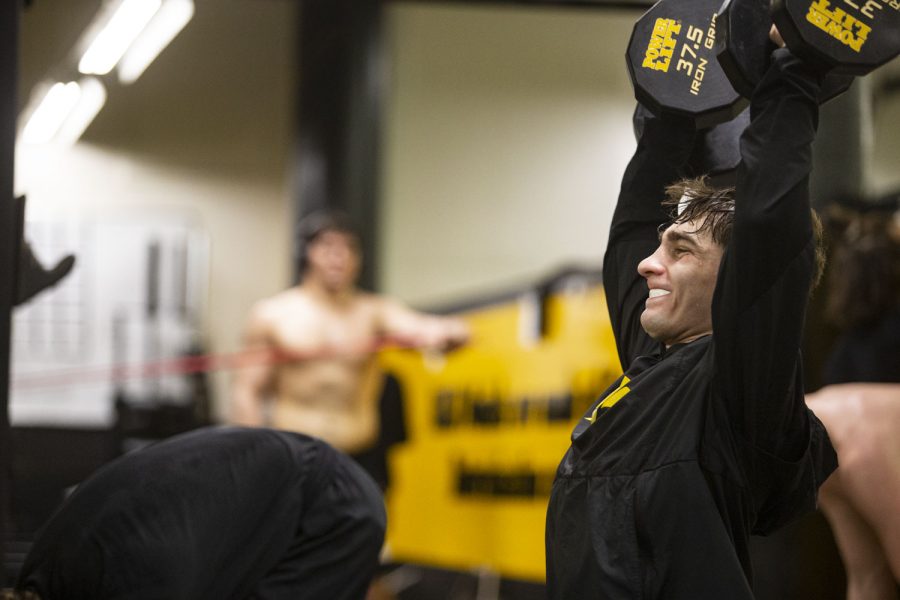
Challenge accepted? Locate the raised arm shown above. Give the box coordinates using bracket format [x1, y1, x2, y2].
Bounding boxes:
[711, 47, 826, 452]
[230, 305, 277, 426]
[376, 297, 470, 353]
[603, 106, 696, 369]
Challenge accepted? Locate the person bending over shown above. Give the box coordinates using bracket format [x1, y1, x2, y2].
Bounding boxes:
[5, 427, 386, 600]
[544, 30, 837, 598]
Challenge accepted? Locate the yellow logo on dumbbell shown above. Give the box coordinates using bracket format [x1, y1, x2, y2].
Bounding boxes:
[806, 0, 873, 52]
[642, 18, 682, 72]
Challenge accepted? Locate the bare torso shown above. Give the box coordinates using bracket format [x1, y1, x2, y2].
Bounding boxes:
[808, 384, 900, 599]
[259, 289, 385, 453]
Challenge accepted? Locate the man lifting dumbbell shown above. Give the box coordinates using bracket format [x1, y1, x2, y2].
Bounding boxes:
[543, 12, 880, 598]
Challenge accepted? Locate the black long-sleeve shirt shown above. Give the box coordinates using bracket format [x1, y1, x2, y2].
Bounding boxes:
[545, 49, 838, 599]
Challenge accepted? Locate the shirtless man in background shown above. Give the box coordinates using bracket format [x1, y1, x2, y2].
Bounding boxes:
[230, 211, 469, 455]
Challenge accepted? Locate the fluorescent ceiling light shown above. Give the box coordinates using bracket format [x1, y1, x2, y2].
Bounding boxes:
[79, 0, 162, 75]
[118, 0, 194, 85]
[56, 78, 107, 145]
[21, 82, 82, 145]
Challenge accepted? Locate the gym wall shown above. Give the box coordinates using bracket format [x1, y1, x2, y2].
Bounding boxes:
[14, 0, 297, 423]
[381, 3, 638, 306]
[15, 0, 643, 422]
[12, 0, 898, 422]
[871, 75, 900, 195]
[382, 2, 900, 311]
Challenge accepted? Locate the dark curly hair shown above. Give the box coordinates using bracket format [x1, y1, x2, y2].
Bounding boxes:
[295, 210, 361, 275]
[661, 176, 826, 293]
[825, 209, 900, 329]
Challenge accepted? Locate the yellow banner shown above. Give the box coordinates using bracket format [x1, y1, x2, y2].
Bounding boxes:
[379, 283, 621, 581]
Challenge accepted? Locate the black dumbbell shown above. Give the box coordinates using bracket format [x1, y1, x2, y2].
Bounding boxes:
[626, 0, 747, 128]
[627, 0, 899, 127]
[717, 0, 856, 102]
[772, 0, 900, 75]
[632, 103, 749, 185]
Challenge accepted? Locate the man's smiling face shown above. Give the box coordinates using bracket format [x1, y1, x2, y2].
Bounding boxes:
[637, 219, 725, 347]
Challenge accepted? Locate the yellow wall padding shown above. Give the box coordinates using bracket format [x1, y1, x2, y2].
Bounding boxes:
[378, 284, 621, 581]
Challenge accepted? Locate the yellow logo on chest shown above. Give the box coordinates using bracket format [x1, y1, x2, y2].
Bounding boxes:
[585, 376, 631, 423]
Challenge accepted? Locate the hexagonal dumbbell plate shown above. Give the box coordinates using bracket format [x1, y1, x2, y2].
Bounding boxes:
[626, 0, 747, 128]
[717, 0, 855, 101]
[772, 0, 900, 75]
